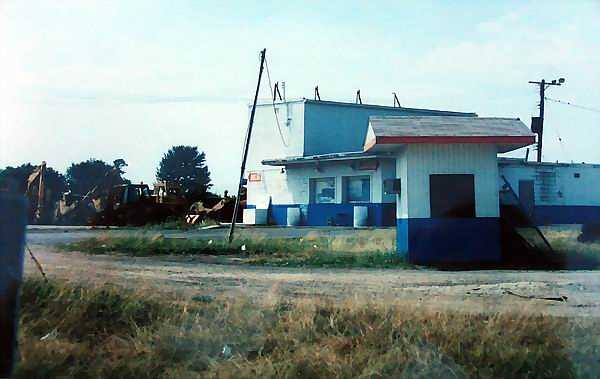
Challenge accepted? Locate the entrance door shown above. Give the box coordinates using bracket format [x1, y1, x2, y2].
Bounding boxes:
[518, 180, 535, 218]
[429, 174, 476, 218]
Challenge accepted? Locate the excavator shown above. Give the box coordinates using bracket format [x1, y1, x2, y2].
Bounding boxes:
[25, 162, 48, 224]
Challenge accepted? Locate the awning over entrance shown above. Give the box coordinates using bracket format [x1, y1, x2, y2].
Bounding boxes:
[364, 116, 535, 153]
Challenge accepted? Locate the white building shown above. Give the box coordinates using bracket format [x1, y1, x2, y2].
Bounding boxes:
[244, 98, 600, 263]
[499, 158, 600, 225]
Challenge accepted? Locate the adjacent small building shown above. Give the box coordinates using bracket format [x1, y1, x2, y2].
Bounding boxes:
[499, 158, 600, 225]
[363, 116, 534, 263]
[244, 97, 600, 264]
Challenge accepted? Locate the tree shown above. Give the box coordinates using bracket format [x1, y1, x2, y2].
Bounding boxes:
[156, 146, 212, 201]
[66, 158, 127, 196]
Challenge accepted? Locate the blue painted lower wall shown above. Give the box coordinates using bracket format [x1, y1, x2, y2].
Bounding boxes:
[397, 217, 502, 264]
[246, 203, 396, 227]
[248, 204, 600, 228]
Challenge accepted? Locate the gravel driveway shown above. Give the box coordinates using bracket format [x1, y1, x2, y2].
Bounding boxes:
[24, 227, 600, 318]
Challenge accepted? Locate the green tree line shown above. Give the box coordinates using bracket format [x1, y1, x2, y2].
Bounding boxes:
[0, 145, 213, 203]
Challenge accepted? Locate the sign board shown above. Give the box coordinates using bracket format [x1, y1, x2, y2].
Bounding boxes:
[248, 172, 262, 182]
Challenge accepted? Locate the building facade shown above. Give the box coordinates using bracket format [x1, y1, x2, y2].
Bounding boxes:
[245, 99, 476, 228]
[244, 98, 600, 263]
[499, 158, 600, 225]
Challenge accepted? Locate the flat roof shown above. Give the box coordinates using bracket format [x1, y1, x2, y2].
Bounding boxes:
[364, 116, 535, 153]
[256, 98, 477, 117]
[498, 157, 600, 169]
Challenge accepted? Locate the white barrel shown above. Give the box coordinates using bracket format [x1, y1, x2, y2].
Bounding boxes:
[353, 206, 368, 228]
[242, 208, 256, 225]
[243, 208, 268, 225]
[254, 209, 268, 225]
[286, 207, 301, 226]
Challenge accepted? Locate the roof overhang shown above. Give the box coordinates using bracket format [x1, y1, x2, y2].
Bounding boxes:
[262, 152, 394, 166]
[364, 116, 536, 153]
[365, 135, 535, 153]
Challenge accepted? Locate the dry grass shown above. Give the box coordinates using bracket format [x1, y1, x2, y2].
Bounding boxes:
[14, 278, 600, 378]
[543, 229, 600, 269]
[56, 232, 410, 268]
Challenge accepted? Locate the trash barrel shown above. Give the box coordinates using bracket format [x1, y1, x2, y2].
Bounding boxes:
[353, 206, 368, 228]
[242, 208, 268, 225]
[286, 207, 301, 227]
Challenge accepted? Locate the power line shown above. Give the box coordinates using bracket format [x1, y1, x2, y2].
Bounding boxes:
[264, 57, 289, 147]
[545, 96, 600, 114]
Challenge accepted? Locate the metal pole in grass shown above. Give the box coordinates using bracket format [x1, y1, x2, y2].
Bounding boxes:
[0, 193, 26, 378]
[228, 48, 267, 243]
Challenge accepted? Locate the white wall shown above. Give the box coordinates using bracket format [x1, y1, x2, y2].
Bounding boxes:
[247, 158, 396, 206]
[397, 144, 500, 219]
[246, 101, 305, 172]
[500, 162, 600, 206]
[396, 149, 409, 219]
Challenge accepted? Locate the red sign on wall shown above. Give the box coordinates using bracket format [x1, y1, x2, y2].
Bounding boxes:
[248, 172, 262, 182]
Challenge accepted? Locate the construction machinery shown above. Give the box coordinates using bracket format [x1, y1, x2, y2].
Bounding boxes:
[185, 189, 245, 225]
[24, 162, 53, 224]
[92, 183, 182, 226]
[9, 161, 231, 226]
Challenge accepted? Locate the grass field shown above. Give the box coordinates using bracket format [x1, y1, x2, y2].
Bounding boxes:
[56, 228, 600, 269]
[57, 231, 410, 269]
[15, 277, 600, 378]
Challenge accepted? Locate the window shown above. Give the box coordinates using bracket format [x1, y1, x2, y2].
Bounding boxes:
[429, 174, 475, 218]
[343, 176, 371, 203]
[310, 177, 336, 204]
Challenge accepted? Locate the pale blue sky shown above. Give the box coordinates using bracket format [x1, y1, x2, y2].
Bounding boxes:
[1, 0, 599, 193]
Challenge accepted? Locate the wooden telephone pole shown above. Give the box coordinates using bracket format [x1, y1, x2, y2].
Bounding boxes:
[528, 78, 565, 162]
[228, 49, 267, 243]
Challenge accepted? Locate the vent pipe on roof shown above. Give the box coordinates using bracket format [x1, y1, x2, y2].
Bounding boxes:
[273, 82, 283, 102]
[356, 89, 362, 104]
[393, 92, 401, 108]
[314, 86, 321, 101]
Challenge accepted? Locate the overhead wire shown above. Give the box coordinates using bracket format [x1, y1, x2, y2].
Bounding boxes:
[544, 97, 600, 114]
[264, 57, 289, 147]
[551, 121, 570, 161]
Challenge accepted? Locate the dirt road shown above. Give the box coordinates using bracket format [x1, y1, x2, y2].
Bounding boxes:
[24, 227, 600, 318]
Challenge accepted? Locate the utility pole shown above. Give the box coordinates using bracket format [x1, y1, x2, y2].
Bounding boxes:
[528, 77, 565, 162]
[228, 48, 266, 243]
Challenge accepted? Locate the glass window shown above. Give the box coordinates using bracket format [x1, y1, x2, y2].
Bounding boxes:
[310, 177, 336, 204]
[344, 176, 370, 203]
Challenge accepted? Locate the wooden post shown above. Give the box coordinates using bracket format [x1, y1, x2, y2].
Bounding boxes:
[0, 194, 26, 378]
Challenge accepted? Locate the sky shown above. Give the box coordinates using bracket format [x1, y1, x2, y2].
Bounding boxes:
[1, 0, 599, 193]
